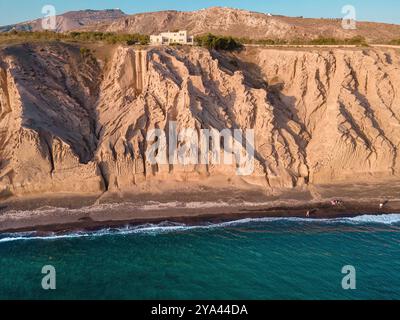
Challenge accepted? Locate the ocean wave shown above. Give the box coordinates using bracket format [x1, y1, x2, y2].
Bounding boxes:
[1, 214, 400, 243]
[346, 214, 400, 224]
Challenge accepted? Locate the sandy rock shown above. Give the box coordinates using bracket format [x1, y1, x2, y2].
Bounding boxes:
[1, 43, 400, 198]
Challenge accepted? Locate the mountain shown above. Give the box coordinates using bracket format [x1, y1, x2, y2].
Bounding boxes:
[78, 7, 400, 42]
[1, 42, 400, 199]
[0, 9, 126, 33]
[2, 7, 400, 42]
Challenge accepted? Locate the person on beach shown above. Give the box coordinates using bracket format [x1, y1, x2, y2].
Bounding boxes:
[331, 199, 344, 206]
[380, 200, 389, 209]
[306, 209, 318, 217]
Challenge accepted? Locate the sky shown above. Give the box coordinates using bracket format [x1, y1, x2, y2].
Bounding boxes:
[1, 0, 400, 26]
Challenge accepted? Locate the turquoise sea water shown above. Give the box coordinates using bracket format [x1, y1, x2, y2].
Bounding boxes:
[1, 214, 400, 300]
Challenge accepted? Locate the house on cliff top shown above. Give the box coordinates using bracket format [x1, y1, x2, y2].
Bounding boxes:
[150, 30, 194, 45]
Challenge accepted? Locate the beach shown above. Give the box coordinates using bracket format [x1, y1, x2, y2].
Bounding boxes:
[1, 181, 400, 234]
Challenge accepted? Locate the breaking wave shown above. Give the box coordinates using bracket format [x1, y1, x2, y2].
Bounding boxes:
[1, 213, 400, 244]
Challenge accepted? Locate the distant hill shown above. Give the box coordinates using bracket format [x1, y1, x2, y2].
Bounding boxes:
[78, 6, 400, 42]
[2, 7, 400, 42]
[0, 9, 126, 33]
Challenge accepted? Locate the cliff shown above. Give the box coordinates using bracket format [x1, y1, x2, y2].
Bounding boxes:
[1, 43, 400, 199]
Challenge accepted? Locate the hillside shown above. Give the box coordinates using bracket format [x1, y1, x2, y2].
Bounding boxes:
[78, 7, 400, 42]
[0, 9, 126, 33]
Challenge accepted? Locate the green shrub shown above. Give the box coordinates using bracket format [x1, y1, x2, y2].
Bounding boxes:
[231, 36, 367, 46]
[79, 47, 97, 64]
[126, 39, 136, 46]
[344, 36, 367, 45]
[294, 36, 367, 46]
[237, 38, 288, 45]
[195, 33, 242, 51]
[0, 30, 150, 45]
[80, 47, 91, 57]
[389, 39, 400, 45]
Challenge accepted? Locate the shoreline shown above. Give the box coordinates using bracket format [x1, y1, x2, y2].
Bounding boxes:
[2, 181, 400, 235]
[1, 194, 398, 235]
[1, 206, 396, 236]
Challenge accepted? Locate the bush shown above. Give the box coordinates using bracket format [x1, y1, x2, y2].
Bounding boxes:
[0, 31, 150, 46]
[79, 47, 97, 64]
[69, 32, 150, 45]
[237, 37, 288, 45]
[293, 36, 367, 46]
[231, 36, 367, 46]
[194, 35, 369, 48]
[389, 39, 400, 45]
[343, 36, 367, 45]
[80, 47, 91, 57]
[195, 34, 242, 51]
[126, 39, 136, 46]
[309, 37, 340, 45]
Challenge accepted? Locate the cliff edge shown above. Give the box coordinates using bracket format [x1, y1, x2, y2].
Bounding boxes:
[1, 43, 400, 199]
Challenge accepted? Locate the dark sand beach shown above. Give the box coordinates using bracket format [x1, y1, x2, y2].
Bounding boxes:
[1, 181, 400, 234]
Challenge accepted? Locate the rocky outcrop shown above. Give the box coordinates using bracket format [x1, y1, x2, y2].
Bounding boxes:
[0, 43, 104, 197]
[1, 43, 400, 199]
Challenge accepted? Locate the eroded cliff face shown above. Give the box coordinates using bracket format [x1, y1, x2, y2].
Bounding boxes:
[0, 43, 400, 198]
[254, 48, 400, 184]
[0, 43, 104, 197]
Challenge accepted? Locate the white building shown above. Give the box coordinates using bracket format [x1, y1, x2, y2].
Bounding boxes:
[150, 30, 194, 45]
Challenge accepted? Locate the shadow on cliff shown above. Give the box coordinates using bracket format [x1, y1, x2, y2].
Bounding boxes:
[224, 52, 311, 185]
[7, 43, 102, 165]
[169, 49, 270, 174]
[267, 80, 311, 185]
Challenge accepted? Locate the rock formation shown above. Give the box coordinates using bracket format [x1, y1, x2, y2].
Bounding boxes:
[1, 42, 400, 199]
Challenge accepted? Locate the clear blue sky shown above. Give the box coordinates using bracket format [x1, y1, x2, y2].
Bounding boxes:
[1, 0, 400, 26]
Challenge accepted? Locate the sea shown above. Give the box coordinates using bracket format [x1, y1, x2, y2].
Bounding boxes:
[1, 212, 400, 300]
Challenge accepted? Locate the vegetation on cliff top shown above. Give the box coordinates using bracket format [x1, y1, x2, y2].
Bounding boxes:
[237, 35, 368, 46]
[194, 34, 369, 49]
[0, 30, 150, 45]
[195, 34, 243, 51]
[0, 30, 396, 49]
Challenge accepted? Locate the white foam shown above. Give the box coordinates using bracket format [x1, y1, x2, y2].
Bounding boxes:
[1, 214, 400, 244]
[346, 213, 400, 224]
